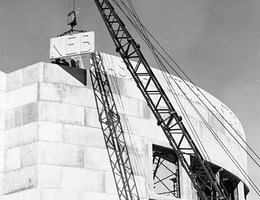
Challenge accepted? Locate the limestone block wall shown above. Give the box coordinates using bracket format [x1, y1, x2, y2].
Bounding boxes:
[0, 71, 6, 196]
[100, 52, 248, 199]
[0, 56, 248, 200]
[0, 63, 121, 200]
[2, 64, 41, 199]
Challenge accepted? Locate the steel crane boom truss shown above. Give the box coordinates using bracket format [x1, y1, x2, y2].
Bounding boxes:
[90, 51, 140, 200]
[93, 0, 229, 199]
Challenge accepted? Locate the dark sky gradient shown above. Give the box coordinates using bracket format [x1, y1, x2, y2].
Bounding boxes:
[0, 0, 259, 199]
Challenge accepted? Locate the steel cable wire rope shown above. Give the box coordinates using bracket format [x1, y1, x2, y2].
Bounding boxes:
[117, 0, 260, 166]
[112, 0, 212, 162]
[114, 0, 260, 170]
[105, 55, 181, 198]
[109, 0, 260, 196]
[109, 0, 232, 197]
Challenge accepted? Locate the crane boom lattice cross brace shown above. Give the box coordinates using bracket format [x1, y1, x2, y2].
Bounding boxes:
[90, 51, 140, 200]
[93, 0, 230, 199]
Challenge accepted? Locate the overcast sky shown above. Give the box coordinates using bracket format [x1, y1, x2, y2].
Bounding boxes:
[0, 0, 259, 199]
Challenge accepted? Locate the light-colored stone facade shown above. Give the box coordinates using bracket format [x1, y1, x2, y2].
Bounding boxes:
[0, 62, 118, 200]
[0, 53, 248, 200]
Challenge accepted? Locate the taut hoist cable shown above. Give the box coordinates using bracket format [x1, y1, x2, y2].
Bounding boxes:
[114, 0, 260, 168]
[110, 0, 260, 197]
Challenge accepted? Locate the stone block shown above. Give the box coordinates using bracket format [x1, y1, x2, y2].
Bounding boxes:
[5, 127, 21, 149]
[6, 70, 23, 92]
[146, 117, 168, 144]
[62, 124, 88, 145]
[63, 125, 105, 148]
[62, 144, 84, 168]
[120, 114, 163, 142]
[38, 121, 62, 143]
[41, 189, 82, 200]
[125, 134, 148, 156]
[114, 95, 143, 118]
[104, 172, 117, 195]
[5, 109, 22, 130]
[208, 111, 225, 133]
[106, 75, 125, 95]
[0, 71, 6, 92]
[39, 83, 61, 103]
[194, 103, 208, 122]
[119, 114, 143, 137]
[21, 143, 38, 167]
[0, 131, 5, 150]
[20, 122, 38, 146]
[85, 88, 96, 108]
[140, 101, 151, 119]
[38, 165, 62, 189]
[6, 147, 21, 171]
[43, 63, 84, 87]
[0, 91, 6, 111]
[0, 189, 40, 200]
[129, 154, 148, 177]
[0, 111, 5, 130]
[39, 142, 62, 165]
[39, 101, 84, 125]
[23, 62, 44, 86]
[5, 123, 38, 149]
[0, 151, 4, 173]
[3, 166, 37, 195]
[62, 167, 105, 192]
[0, 173, 3, 196]
[82, 192, 116, 200]
[84, 147, 110, 171]
[39, 82, 88, 106]
[5, 103, 38, 131]
[84, 107, 100, 128]
[5, 127, 22, 149]
[134, 175, 149, 198]
[22, 102, 39, 125]
[122, 78, 144, 100]
[6, 83, 38, 110]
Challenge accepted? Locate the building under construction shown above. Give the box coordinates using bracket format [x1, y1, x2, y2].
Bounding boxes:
[0, 0, 256, 200]
[0, 51, 249, 200]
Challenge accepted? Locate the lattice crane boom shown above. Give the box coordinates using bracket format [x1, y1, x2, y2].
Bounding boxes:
[90, 51, 140, 200]
[93, 0, 229, 199]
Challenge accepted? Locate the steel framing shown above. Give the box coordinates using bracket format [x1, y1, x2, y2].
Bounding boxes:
[90, 51, 140, 200]
[94, 0, 229, 199]
[153, 145, 180, 198]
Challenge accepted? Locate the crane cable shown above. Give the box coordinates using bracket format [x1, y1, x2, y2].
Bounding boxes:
[113, 0, 260, 168]
[123, 0, 260, 165]
[114, 1, 260, 196]
[68, 0, 76, 12]
[111, 0, 211, 162]
[109, 0, 260, 197]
